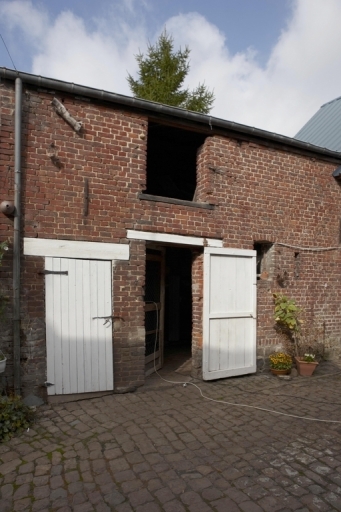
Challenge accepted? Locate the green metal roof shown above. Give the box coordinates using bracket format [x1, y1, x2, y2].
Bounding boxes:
[295, 97, 341, 152]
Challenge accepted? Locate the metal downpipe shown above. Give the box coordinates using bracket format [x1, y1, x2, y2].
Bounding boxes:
[13, 77, 22, 395]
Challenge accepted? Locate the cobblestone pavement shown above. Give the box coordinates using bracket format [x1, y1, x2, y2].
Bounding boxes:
[1, 362, 341, 511]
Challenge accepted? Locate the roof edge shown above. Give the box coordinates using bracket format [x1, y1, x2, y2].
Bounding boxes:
[2, 67, 341, 162]
[321, 96, 341, 108]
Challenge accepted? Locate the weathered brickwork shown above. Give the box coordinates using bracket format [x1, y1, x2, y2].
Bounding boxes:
[1, 77, 341, 398]
[205, 136, 341, 359]
[112, 240, 146, 391]
[191, 250, 204, 378]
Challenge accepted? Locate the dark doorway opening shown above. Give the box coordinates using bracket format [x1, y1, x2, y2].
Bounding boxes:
[144, 245, 193, 376]
[164, 246, 192, 351]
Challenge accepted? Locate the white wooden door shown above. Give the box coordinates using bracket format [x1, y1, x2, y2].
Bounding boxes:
[203, 248, 257, 380]
[45, 257, 113, 395]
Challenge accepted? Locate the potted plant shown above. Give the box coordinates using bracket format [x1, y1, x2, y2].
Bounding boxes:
[273, 293, 302, 351]
[269, 352, 292, 375]
[295, 353, 318, 376]
[0, 350, 6, 373]
[273, 293, 324, 376]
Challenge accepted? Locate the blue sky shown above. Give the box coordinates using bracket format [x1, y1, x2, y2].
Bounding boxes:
[0, 0, 340, 137]
[0, 0, 291, 68]
[37, 0, 291, 64]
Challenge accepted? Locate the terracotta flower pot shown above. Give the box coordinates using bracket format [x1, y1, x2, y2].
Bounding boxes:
[270, 368, 291, 376]
[295, 357, 318, 376]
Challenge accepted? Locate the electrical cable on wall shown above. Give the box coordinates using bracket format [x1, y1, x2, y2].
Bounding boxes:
[275, 242, 341, 252]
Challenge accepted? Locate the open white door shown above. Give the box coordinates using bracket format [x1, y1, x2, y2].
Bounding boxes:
[203, 248, 257, 380]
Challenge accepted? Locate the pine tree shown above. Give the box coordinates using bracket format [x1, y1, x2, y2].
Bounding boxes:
[127, 31, 214, 114]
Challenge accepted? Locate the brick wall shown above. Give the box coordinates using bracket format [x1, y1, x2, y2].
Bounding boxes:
[1, 78, 341, 397]
[112, 240, 146, 391]
[191, 250, 204, 378]
[205, 136, 341, 363]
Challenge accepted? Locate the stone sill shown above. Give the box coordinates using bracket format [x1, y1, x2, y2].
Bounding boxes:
[138, 193, 215, 210]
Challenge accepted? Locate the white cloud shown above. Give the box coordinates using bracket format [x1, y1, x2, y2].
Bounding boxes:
[164, 2, 341, 135]
[0, 0, 147, 94]
[166, 1, 341, 135]
[2, 0, 341, 136]
[32, 11, 141, 95]
[0, 0, 48, 41]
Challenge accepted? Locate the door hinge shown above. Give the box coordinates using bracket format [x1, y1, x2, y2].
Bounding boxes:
[39, 270, 68, 275]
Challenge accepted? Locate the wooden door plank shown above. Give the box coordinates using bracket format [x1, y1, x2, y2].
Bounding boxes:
[53, 258, 63, 394]
[97, 261, 106, 391]
[82, 259, 92, 393]
[208, 319, 220, 372]
[45, 257, 56, 395]
[90, 260, 100, 391]
[68, 258, 78, 394]
[97, 261, 109, 391]
[60, 258, 71, 394]
[75, 260, 85, 393]
[103, 261, 113, 390]
[219, 319, 231, 370]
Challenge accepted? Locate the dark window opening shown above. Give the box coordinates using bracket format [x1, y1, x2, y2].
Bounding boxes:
[145, 122, 207, 201]
[254, 242, 273, 280]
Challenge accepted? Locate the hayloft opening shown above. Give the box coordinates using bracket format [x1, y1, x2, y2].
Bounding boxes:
[145, 122, 206, 201]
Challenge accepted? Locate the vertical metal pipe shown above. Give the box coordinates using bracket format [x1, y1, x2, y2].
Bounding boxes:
[13, 77, 22, 395]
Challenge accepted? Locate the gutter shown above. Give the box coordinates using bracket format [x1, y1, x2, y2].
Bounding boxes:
[13, 76, 22, 395]
[1, 67, 341, 163]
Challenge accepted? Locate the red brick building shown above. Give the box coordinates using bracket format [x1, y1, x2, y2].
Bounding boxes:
[1, 68, 341, 401]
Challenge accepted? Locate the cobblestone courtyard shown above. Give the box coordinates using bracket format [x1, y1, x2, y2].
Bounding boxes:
[1, 363, 341, 511]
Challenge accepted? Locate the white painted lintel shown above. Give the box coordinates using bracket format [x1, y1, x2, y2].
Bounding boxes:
[127, 230, 223, 247]
[24, 238, 129, 260]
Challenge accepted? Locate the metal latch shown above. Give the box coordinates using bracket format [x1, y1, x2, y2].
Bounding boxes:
[92, 315, 114, 326]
